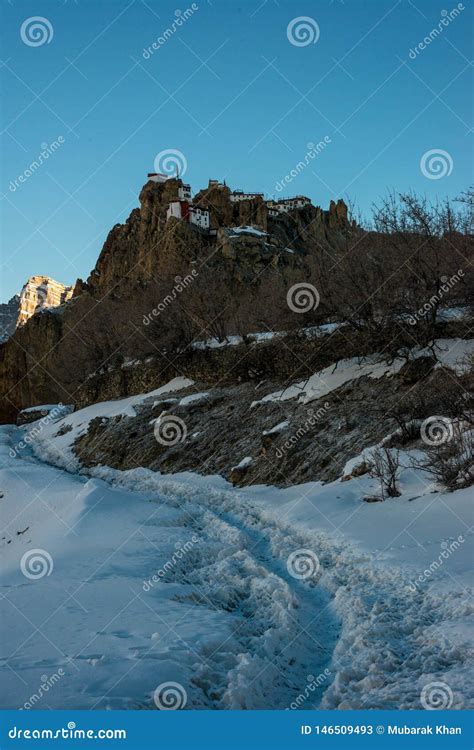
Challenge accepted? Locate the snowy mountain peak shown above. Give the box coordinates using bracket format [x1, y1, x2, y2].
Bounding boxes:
[16, 275, 74, 328]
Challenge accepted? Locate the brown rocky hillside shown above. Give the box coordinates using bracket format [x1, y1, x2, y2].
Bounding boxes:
[0, 178, 348, 422]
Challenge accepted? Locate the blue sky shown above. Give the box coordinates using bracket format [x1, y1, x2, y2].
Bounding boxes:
[1, 0, 472, 301]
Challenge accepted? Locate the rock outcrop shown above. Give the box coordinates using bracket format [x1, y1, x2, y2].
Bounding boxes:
[16, 276, 73, 327]
[0, 275, 73, 345]
[193, 182, 268, 231]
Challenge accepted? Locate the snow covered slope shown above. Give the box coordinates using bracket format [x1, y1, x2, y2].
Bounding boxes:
[253, 338, 474, 406]
[1, 363, 472, 711]
[0, 425, 335, 710]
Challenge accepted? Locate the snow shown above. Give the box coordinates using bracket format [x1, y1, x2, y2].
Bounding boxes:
[306, 322, 346, 336]
[20, 404, 58, 414]
[152, 397, 179, 408]
[192, 333, 282, 350]
[1, 339, 473, 711]
[191, 325, 346, 351]
[0, 427, 90, 574]
[0, 438, 238, 709]
[79, 457, 472, 711]
[233, 456, 253, 469]
[229, 226, 268, 237]
[192, 335, 243, 350]
[25, 377, 194, 471]
[251, 331, 279, 342]
[253, 355, 405, 406]
[121, 358, 141, 369]
[437, 306, 468, 321]
[1, 429, 472, 709]
[253, 338, 474, 406]
[178, 392, 209, 406]
[431, 337, 474, 373]
[263, 420, 289, 436]
[243, 452, 473, 709]
[20, 404, 72, 416]
[0, 428, 331, 710]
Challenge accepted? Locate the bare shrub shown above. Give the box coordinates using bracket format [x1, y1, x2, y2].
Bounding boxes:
[368, 446, 401, 499]
[374, 363, 474, 449]
[413, 424, 474, 490]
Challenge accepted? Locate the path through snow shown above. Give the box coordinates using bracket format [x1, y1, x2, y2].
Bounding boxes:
[0, 412, 472, 711]
[0, 427, 335, 710]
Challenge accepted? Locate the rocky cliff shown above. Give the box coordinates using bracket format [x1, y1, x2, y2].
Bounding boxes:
[0, 295, 19, 344]
[0, 178, 349, 422]
[16, 275, 74, 327]
[0, 275, 73, 345]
